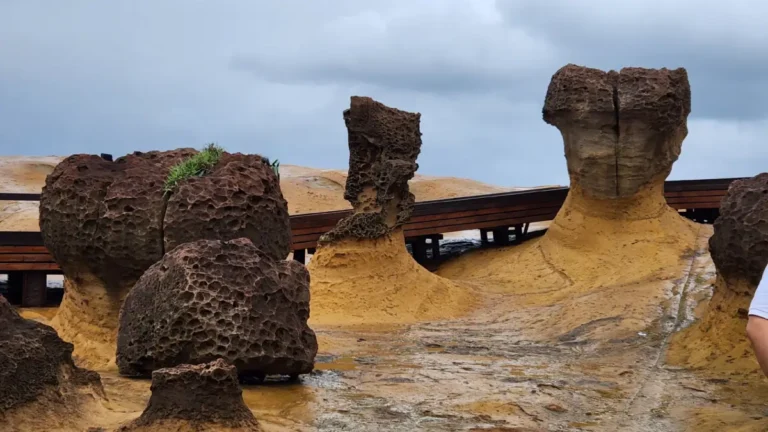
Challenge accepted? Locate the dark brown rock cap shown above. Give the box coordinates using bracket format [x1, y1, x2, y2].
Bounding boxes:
[543, 64, 691, 130]
[0, 295, 102, 412]
[117, 359, 260, 430]
[322, 96, 423, 242]
[116, 237, 317, 378]
[709, 173, 768, 288]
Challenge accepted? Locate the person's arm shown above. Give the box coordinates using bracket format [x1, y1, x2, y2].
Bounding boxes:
[748, 270, 768, 376]
[747, 316, 768, 376]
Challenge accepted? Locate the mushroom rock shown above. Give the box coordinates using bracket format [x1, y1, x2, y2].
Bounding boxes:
[116, 359, 262, 432]
[543, 64, 690, 200]
[40, 149, 289, 369]
[539, 64, 699, 257]
[437, 65, 704, 341]
[116, 238, 317, 379]
[668, 173, 768, 374]
[308, 96, 475, 325]
[0, 295, 105, 429]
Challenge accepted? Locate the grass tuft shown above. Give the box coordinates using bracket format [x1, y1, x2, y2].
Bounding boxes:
[163, 143, 224, 194]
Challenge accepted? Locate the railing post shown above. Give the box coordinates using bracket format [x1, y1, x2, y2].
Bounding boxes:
[293, 249, 306, 264]
[21, 272, 47, 307]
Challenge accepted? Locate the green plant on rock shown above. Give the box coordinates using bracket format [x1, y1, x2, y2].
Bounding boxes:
[163, 143, 224, 194]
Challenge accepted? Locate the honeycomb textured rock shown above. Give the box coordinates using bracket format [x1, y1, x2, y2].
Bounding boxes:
[116, 238, 317, 378]
[709, 173, 768, 288]
[39, 149, 196, 291]
[116, 359, 261, 431]
[543, 64, 690, 199]
[0, 295, 101, 412]
[321, 96, 422, 242]
[163, 152, 290, 261]
[40, 149, 289, 291]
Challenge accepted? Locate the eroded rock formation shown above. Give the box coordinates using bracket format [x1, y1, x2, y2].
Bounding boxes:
[668, 173, 768, 373]
[40, 150, 289, 368]
[438, 64, 702, 342]
[709, 173, 768, 288]
[0, 295, 104, 419]
[116, 359, 261, 432]
[320, 96, 422, 242]
[117, 238, 317, 378]
[543, 64, 690, 199]
[308, 96, 476, 325]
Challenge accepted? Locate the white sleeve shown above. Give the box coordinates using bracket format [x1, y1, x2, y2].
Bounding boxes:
[749, 272, 768, 319]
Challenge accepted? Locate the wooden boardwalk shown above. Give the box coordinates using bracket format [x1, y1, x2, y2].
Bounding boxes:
[0, 177, 740, 306]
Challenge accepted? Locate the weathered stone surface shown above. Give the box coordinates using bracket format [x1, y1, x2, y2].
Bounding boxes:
[164, 152, 291, 261]
[709, 173, 768, 288]
[543, 64, 690, 199]
[0, 295, 102, 412]
[117, 359, 261, 431]
[321, 96, 422, 242]
[40, 149, 195, 293]
[117, 238, 317, 378]
[39, 149, 289, 366]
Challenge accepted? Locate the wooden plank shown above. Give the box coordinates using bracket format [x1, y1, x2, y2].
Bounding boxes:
[663, 190, 727, 198]
[664, 178, 741, 192]
[0, 246, 50, 253]
[291, 224, 339, 236]
[404, 212, 560, 237]
[410, 201, 564, 224]
[0, 232, 45, 246]
[0, 263, 60, 271]
[0, 254, 56, 263]
[404, 206, 562, 232]
[665, 197, 723, 206]
[668, 201, 724, 210]
[0, 193, 42, 201]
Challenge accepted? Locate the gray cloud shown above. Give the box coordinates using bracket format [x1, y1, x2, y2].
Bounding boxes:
[0, 0, 766, 187]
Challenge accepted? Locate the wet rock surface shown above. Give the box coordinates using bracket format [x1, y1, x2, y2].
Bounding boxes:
[321, 96, 422, 242]
[543, 64, 690, 199]
[117, 238, 317, 378]
[117, 359, 261, 431]
[0, 295, 101, 412]
[709, 173, 768, 287]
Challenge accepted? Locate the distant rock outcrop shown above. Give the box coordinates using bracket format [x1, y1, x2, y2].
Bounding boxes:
[320, 96, 422, 242]
[40, 150, 289, 368]
[116, 359, 261, 432]
[543, 64, 690, 199]
[117, 238, 317, 379]
[0, 295, 103, 416]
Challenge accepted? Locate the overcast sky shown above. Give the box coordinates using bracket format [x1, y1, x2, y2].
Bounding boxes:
[1, 1, 766, 187]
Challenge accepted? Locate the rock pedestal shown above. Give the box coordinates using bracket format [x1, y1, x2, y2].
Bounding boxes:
[308, 96, 475, 325]
[40, 149, 289, 368]
[117, 238, 317, 378]
[116, 359, 261, 432]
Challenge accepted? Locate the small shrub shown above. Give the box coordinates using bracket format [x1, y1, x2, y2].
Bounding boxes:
[163, 143, 224, 194]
